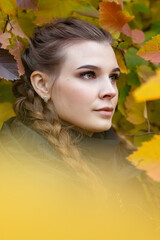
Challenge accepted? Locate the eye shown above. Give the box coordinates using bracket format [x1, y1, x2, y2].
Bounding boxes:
[109, 73, 120, 82]
[80, 71, 96, 80]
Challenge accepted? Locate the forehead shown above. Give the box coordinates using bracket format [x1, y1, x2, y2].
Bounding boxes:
[62, 40, 118, 70]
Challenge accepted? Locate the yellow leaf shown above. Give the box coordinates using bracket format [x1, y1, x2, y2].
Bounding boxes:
[137, 34, 160, 64]
[136, 65, 154, 83]
[125, 90, 146, 124]
[35, 0, 87, 25]
[114, 48, 128, 74]
[0, 102, 15, 130]
[0, 0, 17, 15]
[134, 70, 160, 102]
[128, 135, 160, 182]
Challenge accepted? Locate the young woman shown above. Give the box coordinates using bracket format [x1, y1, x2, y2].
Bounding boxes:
[0, 17, 159, 239]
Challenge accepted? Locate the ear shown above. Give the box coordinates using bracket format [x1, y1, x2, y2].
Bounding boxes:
[30, 71, 51, 100]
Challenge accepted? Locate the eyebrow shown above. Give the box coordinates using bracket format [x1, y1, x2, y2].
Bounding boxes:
[76, 65, 120, 72]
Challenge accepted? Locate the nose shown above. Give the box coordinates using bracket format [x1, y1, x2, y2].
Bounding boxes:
[98, 77, 118, 99]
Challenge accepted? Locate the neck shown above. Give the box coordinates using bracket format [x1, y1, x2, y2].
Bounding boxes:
[73, 126, 94, 137]
[60, 119, 94, 137]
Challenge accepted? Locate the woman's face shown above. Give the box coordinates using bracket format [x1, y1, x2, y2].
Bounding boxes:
[50, 40, 119, 133]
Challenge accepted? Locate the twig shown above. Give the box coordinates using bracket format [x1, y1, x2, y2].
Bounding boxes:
[120, 132, 160, 137]
[3, 15, 13, 33]
[147, 118, 151, 133]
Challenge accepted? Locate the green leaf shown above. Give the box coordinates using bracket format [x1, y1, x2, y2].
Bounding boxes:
[17, 9, 36, 38]
[132, 2, 150, 14]
[0, 102, 15, 129]
[127, 71, 140, 87]
[118, 84, 130, 116]
[136, 65, 154, 83]
[73, 3, 99, 18]
[148, 100, 160, 127]
[134, 131, 153, 147]
[125, 47, 147, 68]
[0, 79, 14, 103]
[145, 21, 160, 41]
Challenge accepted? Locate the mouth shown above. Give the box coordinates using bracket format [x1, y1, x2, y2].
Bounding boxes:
[95, 107, 114, 111]
[94, 107, 114, 117]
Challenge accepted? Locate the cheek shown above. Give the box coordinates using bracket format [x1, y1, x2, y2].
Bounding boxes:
[110, 87, 118, 109]
[60, 83, 94, 105]
[114, 90, 119, 106]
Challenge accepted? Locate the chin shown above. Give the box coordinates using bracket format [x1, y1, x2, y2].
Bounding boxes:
[87, 124, 112, 133]
[95, 120, 112, 132]
[96, 126, 111, 132]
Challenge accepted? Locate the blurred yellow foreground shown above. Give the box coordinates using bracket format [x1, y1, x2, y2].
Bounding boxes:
[0, 153, 160, 240]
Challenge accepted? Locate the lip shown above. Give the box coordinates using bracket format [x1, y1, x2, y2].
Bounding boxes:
[94, 107, 114, 117]
[95, 107, 114, 111]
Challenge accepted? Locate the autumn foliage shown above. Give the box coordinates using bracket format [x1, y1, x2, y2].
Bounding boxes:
[0, 0, 160, 182]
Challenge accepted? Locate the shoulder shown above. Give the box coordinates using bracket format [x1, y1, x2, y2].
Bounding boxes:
[0, 117, 52, 147]
[0, 118, 80, 182]
[0, 117, 57, 156]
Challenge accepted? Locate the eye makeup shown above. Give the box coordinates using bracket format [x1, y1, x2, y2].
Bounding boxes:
[79, 71, 120, 82]
[80, 71, 96, 80]
[109, 73, 120, 82]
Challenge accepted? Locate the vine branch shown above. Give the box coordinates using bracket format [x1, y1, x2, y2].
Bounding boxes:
[120, 132, 160, 138]
[3, 15, 13, 33]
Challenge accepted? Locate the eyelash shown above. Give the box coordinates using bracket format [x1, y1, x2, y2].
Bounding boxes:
[109, 73, 120, 81]
[80, 71, 96, 79]
[79, 71, 120, 81]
